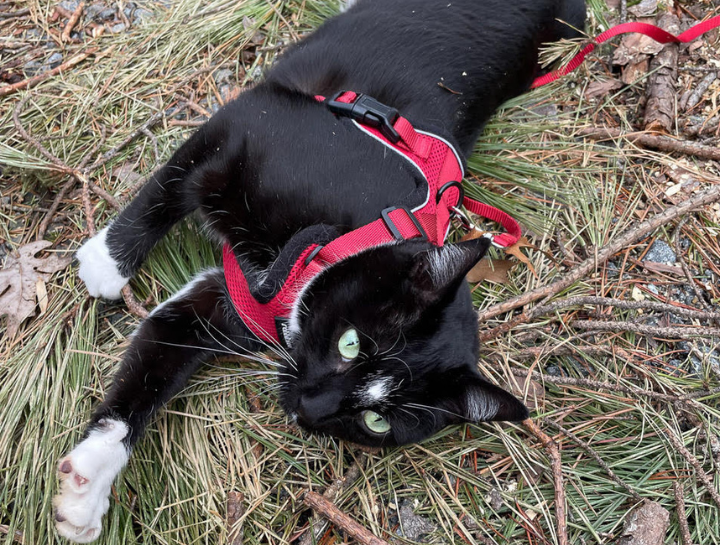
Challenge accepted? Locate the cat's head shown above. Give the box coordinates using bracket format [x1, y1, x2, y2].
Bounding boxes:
[277, 236, 528, 447]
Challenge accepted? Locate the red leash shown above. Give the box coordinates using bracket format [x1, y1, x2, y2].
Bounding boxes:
[532, 14, 720, 88]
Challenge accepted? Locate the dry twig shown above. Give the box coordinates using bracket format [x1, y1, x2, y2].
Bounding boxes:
[644, 13, 680, 132]
[544, 418, 643, 502]
[531, 296, 719, 322]
[0, 49, 97, 97]
[570, 320, 720, 339]
[0, 8, 30, 19]
[685, 72, 717, 112]
[61, 2, 84, 42]
[0, 524, 23, 544]
[303, 491, 390, 545]
[673, 482, 693, 545]
[523, 419, 567, 545]
[122, 285, 149, 319]
[300, 456, 365, 545]
[489, 364, 720, 405]
[37, 179, 75, 239]
[579, 127, 720, 161]
[665, 429, 720, 510]
[477, 183, 720, 335]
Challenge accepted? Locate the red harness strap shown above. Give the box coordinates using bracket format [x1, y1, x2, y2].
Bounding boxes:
[223, 91, 521, 346]
[533, 14, 720, 88]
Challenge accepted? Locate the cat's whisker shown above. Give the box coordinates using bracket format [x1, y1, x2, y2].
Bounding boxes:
[404, 403, 437, 426]
[215, 308, 298, 372]
[231, 310, 289, 356]
[381, 355, 413, 382]
[406, 402, 464, 420]
[381, 330, 408, 359]
[397, 407, 421, 429]
[355, 326, 379, 356]
[193, 313, 287, 368]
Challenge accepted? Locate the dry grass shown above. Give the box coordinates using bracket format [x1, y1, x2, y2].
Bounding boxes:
[1, 0, 720, 544]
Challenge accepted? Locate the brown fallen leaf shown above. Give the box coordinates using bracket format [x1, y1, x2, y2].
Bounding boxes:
[642, 261, 683, 276]
[628, 0, 657, 17]
[0, 241, 71, 338]
[36, 278, 49, 315]
[226, 491, 245, 545]
[458, 227, 486, 242]
[466, 258, 514, 284]
[622, 58, 650, 85]
[584, 78, 623, 99]
[111, 163, 143, 186]
[613, 32, 663, 66]
[503, 236, 538, 278]
[511, 374, 545, 411]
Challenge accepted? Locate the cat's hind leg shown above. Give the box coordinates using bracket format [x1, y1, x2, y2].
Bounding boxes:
[54, 268, 261, 542]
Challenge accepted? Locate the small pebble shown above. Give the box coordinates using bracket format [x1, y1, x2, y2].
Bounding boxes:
[59, 0, 80, 12]
[133, 8, 153, 23]
[213, 68, 234, 85]
[643, 240, 676, 264]
[23, 60, 44, 77]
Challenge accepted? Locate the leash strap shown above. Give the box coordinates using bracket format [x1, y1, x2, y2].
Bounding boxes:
[532, 14, 720, 88]
[462, 196, 522, 248]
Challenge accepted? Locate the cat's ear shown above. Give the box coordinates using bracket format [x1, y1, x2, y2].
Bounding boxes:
[439, 370, 529, 423]
[408, 237, 491, 303]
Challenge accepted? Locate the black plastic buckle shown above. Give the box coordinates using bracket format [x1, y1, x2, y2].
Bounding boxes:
[380, 206, 427, 242]
[326, 91, 401, 143]
[436, 181, 465, 208]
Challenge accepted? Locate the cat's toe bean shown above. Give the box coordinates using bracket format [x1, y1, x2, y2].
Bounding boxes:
[55, 516, 102, 544]
[53, 420, 130, 542]
[76, 226, 129, 300]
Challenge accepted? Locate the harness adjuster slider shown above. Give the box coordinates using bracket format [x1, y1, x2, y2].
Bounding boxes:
[326, 91, 401, 143]
[381, 206, 428, 242]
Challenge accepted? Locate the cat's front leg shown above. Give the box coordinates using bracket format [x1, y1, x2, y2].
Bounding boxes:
[77, 117, 228, 300]
[54, 268, 259, 542]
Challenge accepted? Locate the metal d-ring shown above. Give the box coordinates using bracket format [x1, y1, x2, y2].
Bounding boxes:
[436, 181, 464, 208]
[450, 205, 477, 231]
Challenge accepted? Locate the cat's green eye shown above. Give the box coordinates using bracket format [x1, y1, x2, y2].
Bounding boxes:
[338, 328, 360, 360]
[362, 410, 391, 434]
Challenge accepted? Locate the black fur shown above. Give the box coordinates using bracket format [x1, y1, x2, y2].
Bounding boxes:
[87, 0, 586, 449]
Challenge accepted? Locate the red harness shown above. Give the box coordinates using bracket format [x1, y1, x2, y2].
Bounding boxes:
[223, 91, 520, 347]
[224, 13, 720, 347]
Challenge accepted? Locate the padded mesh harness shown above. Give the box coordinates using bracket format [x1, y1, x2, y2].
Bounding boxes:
[223, 91, 521, 348]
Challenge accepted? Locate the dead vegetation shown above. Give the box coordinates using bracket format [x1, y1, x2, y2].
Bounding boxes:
[1, 0, 719, 543]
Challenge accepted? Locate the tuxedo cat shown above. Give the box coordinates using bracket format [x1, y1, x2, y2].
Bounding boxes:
[54, 0, 585, 541]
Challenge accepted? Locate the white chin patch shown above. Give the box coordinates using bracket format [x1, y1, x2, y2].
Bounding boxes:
[53, 419, 130, 543]
[76, 226, 130, 300]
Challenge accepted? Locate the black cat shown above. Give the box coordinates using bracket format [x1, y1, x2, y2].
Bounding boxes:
[54, 0, 585, 541]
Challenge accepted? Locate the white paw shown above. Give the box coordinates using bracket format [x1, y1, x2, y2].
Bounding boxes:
[54, 420, 130, 543]
[76, 226, 130, 300]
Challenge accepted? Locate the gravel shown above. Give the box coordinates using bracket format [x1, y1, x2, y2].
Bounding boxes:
[643, 239, 676, 263]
